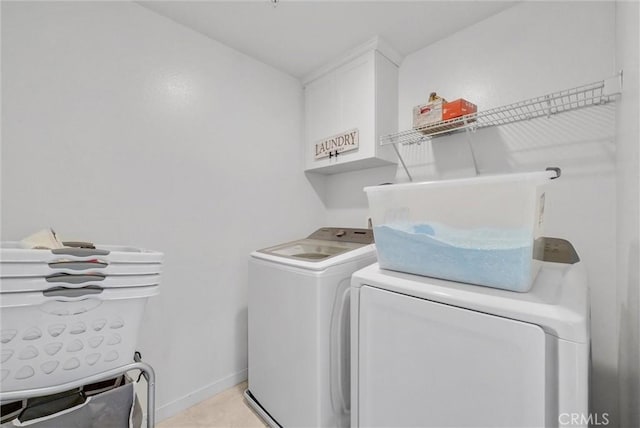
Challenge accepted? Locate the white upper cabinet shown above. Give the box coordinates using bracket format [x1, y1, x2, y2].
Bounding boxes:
[303, 39, 401, 174]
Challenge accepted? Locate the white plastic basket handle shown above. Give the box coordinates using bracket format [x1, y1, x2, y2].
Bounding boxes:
[43, 286, 104, 300]
[39, 287, 105, 315]
[0, 286, 158, 310]
[51, 247, 110, 257]
[45, 274, 106, 286]
[48, 262, 108, 271]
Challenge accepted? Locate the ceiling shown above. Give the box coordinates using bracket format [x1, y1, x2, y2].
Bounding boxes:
[139, 1, 516, 79]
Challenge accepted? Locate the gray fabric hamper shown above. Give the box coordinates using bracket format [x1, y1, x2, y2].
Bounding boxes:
[0, 381, 142, 428]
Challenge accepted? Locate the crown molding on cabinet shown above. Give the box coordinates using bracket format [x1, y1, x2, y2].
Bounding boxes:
[301, 36, 403, 86]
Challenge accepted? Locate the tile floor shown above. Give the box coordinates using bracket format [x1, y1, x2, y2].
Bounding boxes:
[157, 382, 268, 428]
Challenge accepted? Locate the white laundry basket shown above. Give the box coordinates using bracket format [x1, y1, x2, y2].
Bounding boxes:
[0, 243, 162, 277]
[0, 243, 162, 393]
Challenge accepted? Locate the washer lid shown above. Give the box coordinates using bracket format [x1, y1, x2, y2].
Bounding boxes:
[263, 239, 362, 260]
[252, 227, 375, 269]
[253, 239, 375, 270]
[351, 262, 589, 343]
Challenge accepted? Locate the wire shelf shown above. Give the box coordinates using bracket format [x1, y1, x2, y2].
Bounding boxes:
[380, 73, 622, 147]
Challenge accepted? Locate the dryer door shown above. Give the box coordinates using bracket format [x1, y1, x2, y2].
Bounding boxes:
[356, 285, 547, 428]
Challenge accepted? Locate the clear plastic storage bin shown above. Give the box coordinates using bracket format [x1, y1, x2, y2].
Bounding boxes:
[364, 169, 559, 292]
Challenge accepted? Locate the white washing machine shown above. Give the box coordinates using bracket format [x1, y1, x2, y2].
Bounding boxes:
[245, 227, 376, 428]
[350, 238, 590, 428]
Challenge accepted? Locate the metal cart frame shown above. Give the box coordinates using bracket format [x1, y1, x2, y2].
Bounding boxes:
[0, 354, 156, 427]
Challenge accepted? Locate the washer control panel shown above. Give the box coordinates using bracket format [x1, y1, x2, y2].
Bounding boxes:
[307, 227, 374, 244]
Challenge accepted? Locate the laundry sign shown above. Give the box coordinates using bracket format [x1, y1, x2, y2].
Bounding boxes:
[314, 129, 359, 160]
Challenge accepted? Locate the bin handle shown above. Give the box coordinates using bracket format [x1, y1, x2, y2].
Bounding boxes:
[43, 286, 103, 299]
[546, 167, 561, 179]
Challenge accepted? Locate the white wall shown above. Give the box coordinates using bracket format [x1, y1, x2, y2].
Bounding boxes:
[325, 1, 620, 422]
[0, 1, 325, 420]
[615, 1, 640, 427]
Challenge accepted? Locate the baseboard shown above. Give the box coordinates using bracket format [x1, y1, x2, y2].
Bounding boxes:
[155, 368, 248, 422]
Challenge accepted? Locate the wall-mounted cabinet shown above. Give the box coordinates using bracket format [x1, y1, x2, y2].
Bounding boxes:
[303, 40, 400, 174]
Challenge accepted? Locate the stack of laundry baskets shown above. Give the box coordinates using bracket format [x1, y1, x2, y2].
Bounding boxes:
[0, 242, 162, 395]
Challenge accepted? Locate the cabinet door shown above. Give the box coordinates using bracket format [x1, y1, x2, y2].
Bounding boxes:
[357, 285, 547, 428]
[304, 52, 377, 172]
[304, 50, 397, 173]
[334, 52, 375, 162]
[305, 73, 339, 158]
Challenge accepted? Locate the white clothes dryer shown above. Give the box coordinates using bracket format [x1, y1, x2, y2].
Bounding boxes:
[350, 238, 590, 428]
[245, 227, 376, 428]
